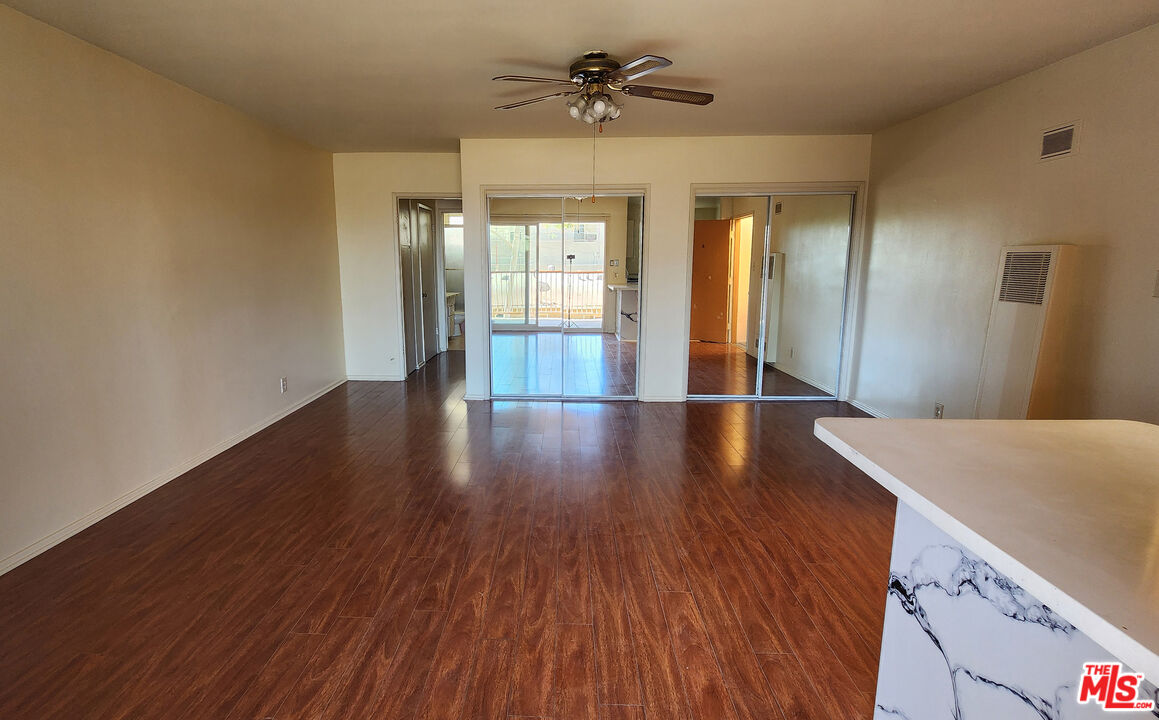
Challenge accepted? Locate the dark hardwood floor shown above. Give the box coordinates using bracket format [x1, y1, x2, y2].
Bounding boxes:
[688, 342, 831, 397]
[0, 352, 895, 720]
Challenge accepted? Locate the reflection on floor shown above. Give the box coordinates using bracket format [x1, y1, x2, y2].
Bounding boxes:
[687, 342, 829, 397]
[492, 331, 636, 396]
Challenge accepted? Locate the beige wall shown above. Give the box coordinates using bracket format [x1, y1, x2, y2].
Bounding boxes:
[332, 153, 461, 379]
[461, 136, 872, 400]
[850, 23, 1159, 421]
[0, 6, 346, 572]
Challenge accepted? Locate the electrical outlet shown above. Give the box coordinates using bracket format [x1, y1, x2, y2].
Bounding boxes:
[279, 377, 288, 394]
[934, 402, 944, 419]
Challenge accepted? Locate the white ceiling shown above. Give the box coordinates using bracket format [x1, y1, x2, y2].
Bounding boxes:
[7, 0, 1158, 151]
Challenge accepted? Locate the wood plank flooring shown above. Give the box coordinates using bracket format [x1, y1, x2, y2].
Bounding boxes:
[687, 342, 830, 397]
[0, 351, 895, 720]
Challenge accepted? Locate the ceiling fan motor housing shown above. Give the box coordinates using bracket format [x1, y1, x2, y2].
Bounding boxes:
[569, 51, 621, 83]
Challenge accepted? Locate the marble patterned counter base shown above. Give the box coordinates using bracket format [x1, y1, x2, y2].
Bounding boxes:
[877, 502, 1159, 719]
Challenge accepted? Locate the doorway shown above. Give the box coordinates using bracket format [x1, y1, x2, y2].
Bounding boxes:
[398, 196, 462, 375]
[441, 204, 465, 351]
[487, 193, 644, 398]
[687, 192, 855, 399]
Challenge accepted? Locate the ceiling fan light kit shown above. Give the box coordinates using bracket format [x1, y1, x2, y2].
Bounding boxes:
[493, 50, 713, 126]
[569, 91, 620, 124]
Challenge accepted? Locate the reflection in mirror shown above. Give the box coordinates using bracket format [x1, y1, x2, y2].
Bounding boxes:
[488, 195, 643, 398]
[687, 196, 768, 396]
[760, 194, 853, 397]
[561, 196, 642, 396]
[489, 196, 563, 395]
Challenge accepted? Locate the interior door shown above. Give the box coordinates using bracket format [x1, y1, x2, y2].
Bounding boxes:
[416, 203, 438, 361]
[690, 219, 732, 343]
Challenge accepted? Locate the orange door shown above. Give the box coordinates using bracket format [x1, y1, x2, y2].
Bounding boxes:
[690, 219, 731, 343]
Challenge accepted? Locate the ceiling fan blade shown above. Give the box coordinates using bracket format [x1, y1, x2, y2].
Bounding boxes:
[620, 84, 714, 105]
[493, 74, 577, 86]
[494, 90, 577, 110]
[607, 55, 672, 84]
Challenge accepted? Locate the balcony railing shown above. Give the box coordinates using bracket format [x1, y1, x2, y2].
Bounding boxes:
[491, 270, 605, 322]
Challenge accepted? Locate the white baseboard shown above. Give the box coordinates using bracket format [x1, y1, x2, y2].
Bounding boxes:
[640, 395, 685, 402]
[0, 378, 347, 577]
[844, 396, 890, 418]
[346, 374, 404, 381]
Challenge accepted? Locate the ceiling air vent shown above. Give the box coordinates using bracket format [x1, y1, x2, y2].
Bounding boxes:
[1040, 123, 1076, 160]
[998, 250, 1052, 304]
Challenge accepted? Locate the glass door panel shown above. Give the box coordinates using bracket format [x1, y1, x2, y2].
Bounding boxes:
[488, 223, 537, 328]
[536, 219, 563, 329]
[759, 193, 852, 398]
[489, 197, 561, 396]
[489, 194, 642, 399]
[563, 195, 640, 397]
[687, 195, 767, 396]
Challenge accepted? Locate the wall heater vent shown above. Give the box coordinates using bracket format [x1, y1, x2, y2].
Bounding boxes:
[976, 244, 1075, 419]
[1040, 124, 1076, 160]
[998, 251, 1051, 304]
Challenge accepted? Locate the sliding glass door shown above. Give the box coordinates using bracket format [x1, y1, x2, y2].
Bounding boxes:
[488, 194, 644, 399]
[687, 192, 854, 400]
[489, 222, 539, 329]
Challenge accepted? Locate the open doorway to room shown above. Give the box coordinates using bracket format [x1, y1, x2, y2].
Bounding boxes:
[440, 203, 465, 351]
[687, 191, 856, 399]
[398, 196, 463, 375]
[487, 193, 644, 398]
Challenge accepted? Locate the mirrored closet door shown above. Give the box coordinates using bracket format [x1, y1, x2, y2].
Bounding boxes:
[687, 193, 854, 400]
[488, 194, 644, 399]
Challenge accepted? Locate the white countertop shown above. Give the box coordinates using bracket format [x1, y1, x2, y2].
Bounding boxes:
[814, 418, 1159, 679]
[606, 283, 639, 291]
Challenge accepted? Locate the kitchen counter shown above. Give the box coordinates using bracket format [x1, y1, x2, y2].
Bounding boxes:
[815, 418, 1159, 717]
[606, 283, 639, 342]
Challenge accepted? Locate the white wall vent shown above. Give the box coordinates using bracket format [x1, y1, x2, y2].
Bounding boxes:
[976, 244, 1075, 419]
[1040, 124, 1076, 160]
[998, 250, 1051, 304]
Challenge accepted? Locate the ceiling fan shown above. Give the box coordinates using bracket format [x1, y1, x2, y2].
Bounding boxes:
[493, 51, 714, 125]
